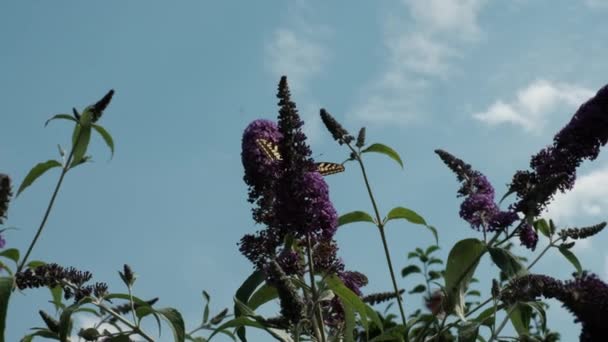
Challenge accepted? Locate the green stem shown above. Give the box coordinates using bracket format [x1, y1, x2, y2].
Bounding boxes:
[16, 127, 82, 274]
[97, 302, 155, 342]
[348, 144, 408, 332]
[305, 235, 326, 342]
[489, 306, 515, 342]
[347, 144, 407, 326]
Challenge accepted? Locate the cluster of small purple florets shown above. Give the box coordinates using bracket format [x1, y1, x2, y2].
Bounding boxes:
[435, 149, 519, 233]
[502, 272, 608, 341]
[510, 84, 608, 217]
[0, 174, 12, 248]
[239, 77, 365, 303]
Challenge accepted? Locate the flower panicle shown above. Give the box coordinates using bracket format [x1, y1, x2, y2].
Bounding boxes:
[265, 260, 304, 325]
[0, 174, 12, 225]
[91, 89, 115, 122]
[356, 127, 366, 148]
[363, 289, 404, 306]
[558, 222, 606, 240]
[15, 263, 108, 302]
[320, 108, 354, 145]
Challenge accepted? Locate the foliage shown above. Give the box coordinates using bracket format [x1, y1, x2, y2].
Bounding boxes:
[1, 80, 607, 342]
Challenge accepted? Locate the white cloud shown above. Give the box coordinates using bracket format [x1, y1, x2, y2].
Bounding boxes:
[403, 0, 485, 38]
[585, 0, 608, 9]
[545, 165, 608, 223]
[351, 0, 485, 125]
[473, 80, 594, 131]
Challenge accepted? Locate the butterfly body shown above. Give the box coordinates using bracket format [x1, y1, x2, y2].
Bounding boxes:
[256, 138, 344, 176]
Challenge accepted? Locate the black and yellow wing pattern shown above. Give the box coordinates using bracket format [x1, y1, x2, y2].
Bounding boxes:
[256, 138, 344, 176]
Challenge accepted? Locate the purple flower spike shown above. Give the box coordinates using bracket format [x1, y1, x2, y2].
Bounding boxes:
[519, 224, 538, 250]
[241, 119, 283, 196]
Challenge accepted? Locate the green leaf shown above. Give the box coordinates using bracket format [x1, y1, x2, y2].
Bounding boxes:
[369, 326, 407, 341]
[70, 125, 92, 167]
[488, 247, 527, 279]
[466, 290, 481, 297]
[444, 238, 486, 320]
[534, 219, 552, 238]
[425, 245, 440, 255]
[458, 321, 479, 342]
[209, 317, 292, 342]
[234, 270, 265, 342]
[408, 284, 426, 294]
[92, 124, 115, 158]
[473, 306, 497, 327]
[202, 291, 210, 324]
[428, 258, 443, 265]
[338, 211, 375, 227]
[385, 207, 437, 244]
[558, 247, 582, 275]
[0, 277, 13, 340]
[428, 270, 442, 281]
[49, 286, 64, 312]
[0, 249, 19, 266]
[361, 143, 404, 168]
[326, 275, 382, 332]
[45, 114, 77, 127]
[401, 265, 421, 278]
[27, 260, 46, 268]
[343, 300, 356, 342]
[58, 303, 78, 341]
[509, 303, 532, 336]
[386, 207, 426, 225]
[156, 308, 186, 342]
[17, 160, 62, 196]
[247, 283, 278, 310]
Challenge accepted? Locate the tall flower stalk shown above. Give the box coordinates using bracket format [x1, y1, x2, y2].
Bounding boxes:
[320, 109, 408, 331]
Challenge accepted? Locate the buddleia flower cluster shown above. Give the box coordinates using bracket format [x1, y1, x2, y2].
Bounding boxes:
[510, 85, 608, 217]
[239, 77, 367, 326]
[502, 272, 608, 341]
[0, 174, 12, 248]
[435, 150, 518, 234]
[15, 263, 108, 302]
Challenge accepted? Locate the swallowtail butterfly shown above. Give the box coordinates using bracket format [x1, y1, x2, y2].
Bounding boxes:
[256, 138, 345, 176]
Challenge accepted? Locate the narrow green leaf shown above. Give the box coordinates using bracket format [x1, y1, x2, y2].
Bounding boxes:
[558, 247, 582, 275]
[385, 207, 437, 243]
[247, 283, 278, 310]
[16, 160, 62, 196]
[234, 270, 265, 342]
[70, 125, 92, 167]
[92, 124, 115, 158]
[343, 300, 356, 342]
[428, 258, 443, 265]
[473, 306, 497, 327]
[27, 260, 46, 268]
[326, 275, 381, 331]
[466, 290, 481, 297]
[0, 249, 19, 265]
[202, 291, 210, 324]
[156, 308, 186, 342]
[338, 211, 375, 227]
[444, 239, 486, 320]
[534, 219, 551, 238]
[386, 207, 426, 225]
[488, 247, 527, 279]
[425, 245, 440, 255]
[428, 271, 441, 281]
[49, 286, 64, 312]
[361, 143, 404, 168]
[369, 326, 407, 341]
[45, 114, 76, 127]
[58, 303, 78, 341]
[0, 277, 12, 340]
[509, 304, 531, 336]
[408, 284, 426, 294]
[458, 321, 479, 342]
[401, 265, 421, 278]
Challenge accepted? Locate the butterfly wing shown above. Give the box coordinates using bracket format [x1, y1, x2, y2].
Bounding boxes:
[316, 162, 345, 176]
[256, 138, 282, 161]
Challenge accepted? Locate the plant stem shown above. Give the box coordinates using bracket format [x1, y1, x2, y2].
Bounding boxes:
[527, 241, 554, 270]
[97, 302, 155, 342]
[306, 235, 326, 342]
[16, 128, 82, 274]
[489, 306, 515, 342]
[348, 144, 408, 332]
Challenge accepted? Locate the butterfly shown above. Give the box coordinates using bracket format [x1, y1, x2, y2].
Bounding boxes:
[256, 138, 345, 176]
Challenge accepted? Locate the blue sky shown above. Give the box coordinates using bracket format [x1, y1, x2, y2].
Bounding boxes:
[2, 1, 608, 341]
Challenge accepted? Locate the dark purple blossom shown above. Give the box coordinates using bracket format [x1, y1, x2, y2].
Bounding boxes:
[436, 150, 518, 232]
[511, 84, 608, 216]
[339, 271, 368, 296]
[502, 273, 608, 341]
[0, 174, 12, 225]
[519, 224, 538, 250]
